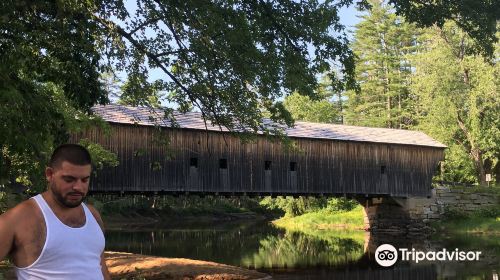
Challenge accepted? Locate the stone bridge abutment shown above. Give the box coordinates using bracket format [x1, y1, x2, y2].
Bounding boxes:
[356, 186, 498, 236]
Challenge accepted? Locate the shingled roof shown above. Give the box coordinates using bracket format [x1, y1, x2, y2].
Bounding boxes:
[92, 104, 446, 148]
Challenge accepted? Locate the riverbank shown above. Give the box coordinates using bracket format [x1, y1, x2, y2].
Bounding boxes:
[103, 209, 269, 230]
[0, 252, 270, 280]
[272, 205, 365, 231]
[430, 200, 500, 235]
[106, 252, 270, 280]
[434, 216, 500, 235]
[89, 194, 280, 229]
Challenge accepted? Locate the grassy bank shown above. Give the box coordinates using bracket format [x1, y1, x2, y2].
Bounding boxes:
[433, 205, 500, 235]
[435, 216, 500, 235]
[272, 205, 365, 231]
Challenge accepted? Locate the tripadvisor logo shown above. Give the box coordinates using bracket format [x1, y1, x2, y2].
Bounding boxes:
[375, 244, 398, 267]
[375, 244, 482, 267]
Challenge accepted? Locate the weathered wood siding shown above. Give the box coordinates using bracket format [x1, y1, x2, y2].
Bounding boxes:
[72, 123, 444, 197]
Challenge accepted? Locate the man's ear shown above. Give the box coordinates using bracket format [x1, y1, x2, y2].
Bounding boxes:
[45, 167, 54, 182]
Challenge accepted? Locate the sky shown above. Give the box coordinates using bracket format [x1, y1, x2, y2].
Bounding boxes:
[339, 4, 363, 38]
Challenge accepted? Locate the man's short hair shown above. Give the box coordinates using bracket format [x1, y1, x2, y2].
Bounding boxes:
[49, 144, 92, 169]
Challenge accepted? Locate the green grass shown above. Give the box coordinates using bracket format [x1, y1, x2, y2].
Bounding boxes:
[433, 204, 500, 235]
[435, 216, 500, 235]
[272, 205, 365, 231]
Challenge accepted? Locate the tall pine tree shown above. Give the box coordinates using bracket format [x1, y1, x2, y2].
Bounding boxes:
[345, 0, 419, 129]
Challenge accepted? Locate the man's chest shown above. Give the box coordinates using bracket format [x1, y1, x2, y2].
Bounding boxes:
[12, 208, 86, 267]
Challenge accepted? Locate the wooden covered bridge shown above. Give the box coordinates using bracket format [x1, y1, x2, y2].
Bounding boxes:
[73, 104, 446, 198]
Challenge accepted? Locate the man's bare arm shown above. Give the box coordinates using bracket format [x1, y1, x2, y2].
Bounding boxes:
[0, 209, 16, 261]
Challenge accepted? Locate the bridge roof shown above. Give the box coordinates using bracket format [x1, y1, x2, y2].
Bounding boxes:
[92, 104, 446, 148]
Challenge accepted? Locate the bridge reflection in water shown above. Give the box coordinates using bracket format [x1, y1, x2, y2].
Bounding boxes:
[105, 220, 499, 280]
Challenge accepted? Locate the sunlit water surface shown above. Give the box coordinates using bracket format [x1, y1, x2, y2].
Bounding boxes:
[105, 220, 499, 280]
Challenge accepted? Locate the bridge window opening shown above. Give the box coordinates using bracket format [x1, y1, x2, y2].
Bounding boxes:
[190, 157, 198, 168]
[219, 159, 228, 169]
[265, 161, 272, 170]
[381, 165, 386, 174]
[290, 162, 297, 171]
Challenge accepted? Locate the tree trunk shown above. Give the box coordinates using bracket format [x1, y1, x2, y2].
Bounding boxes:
[470, 148, 487, 186]
[386, 95, 391, 128]
[456, 114, 487, 186]
[338, 91, 343, 124]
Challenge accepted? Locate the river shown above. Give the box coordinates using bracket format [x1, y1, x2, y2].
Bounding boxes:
[105, 219, 499, 279]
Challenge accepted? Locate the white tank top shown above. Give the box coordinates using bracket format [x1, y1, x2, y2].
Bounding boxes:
[15, 194, 105, 280]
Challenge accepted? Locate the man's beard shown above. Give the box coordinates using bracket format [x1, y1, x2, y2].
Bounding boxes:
[50, 182, 86, 208]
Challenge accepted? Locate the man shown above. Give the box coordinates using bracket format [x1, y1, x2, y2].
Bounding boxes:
[0, 144, 111, 279]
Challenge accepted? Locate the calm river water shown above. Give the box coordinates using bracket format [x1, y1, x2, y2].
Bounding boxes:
[106, 219, 499, 280]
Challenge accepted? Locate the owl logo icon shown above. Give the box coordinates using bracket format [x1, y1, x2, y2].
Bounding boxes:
[375, 244, 398, 267]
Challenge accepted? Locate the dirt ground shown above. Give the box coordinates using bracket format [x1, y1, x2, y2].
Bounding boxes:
[0, 252, 270, 280]
[105, 252, 270, 280]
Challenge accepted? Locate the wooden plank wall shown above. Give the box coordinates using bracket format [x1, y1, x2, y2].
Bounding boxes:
[72, 124, 444, 197]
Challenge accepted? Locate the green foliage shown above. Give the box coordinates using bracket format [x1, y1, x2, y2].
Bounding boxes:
[442, 205, 500, 220]
[118, 51, 164, 108]
[0, 0, 111, 189]
[442, 206, 469, 220]
[284, 92, 340, 124]
[78, 139, 119, 173]
[283, 72, 346, 124]
[92, 194, 269, 217]
[326, 197, 358, 213]
[242, 229, 365, 269]
[260, 196, 326, 217]
[345, 1, 499, 185]
[411, 22, 500, 185]
[1, 0, 497, 190]
[389, 0, 499, 57]
[98, 0, 357, 133]
[345, 0, 420, 129]
[475, 206, 500, 219]
[259, 196, 358, 217]
[273, 205, 365, 231]
[0, 192, 25, 214]
[0, 0, 358, 188]
[437, 207, 500, 235]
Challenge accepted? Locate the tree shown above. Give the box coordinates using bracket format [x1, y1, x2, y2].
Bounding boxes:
[411, 22, 500, 185]
[0, 0, 498, 188]
[283, 73, 343, 124]
[1, 0, 356, 187]
[345, 0, 420, 129]
[389, 0, 499, 57]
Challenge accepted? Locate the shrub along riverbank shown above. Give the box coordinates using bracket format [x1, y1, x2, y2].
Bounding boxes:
[259, 196, 365, 231]
[86, 194, 280, 227]
[272, 205, 365, 231]
[3, 191, 497, 234]
[86, 195, 370, 233]
[87, 194, 364, 227]
[433, 205, 500, 235]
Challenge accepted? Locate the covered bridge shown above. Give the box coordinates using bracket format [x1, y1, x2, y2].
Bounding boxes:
[72, 104, 446, 197]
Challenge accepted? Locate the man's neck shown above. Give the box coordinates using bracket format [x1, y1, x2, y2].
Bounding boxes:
[41, 192, 86, 227]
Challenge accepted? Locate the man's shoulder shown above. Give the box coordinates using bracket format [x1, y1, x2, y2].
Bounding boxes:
[0, 197, 40, 226]
[84, 203, 105, 229]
